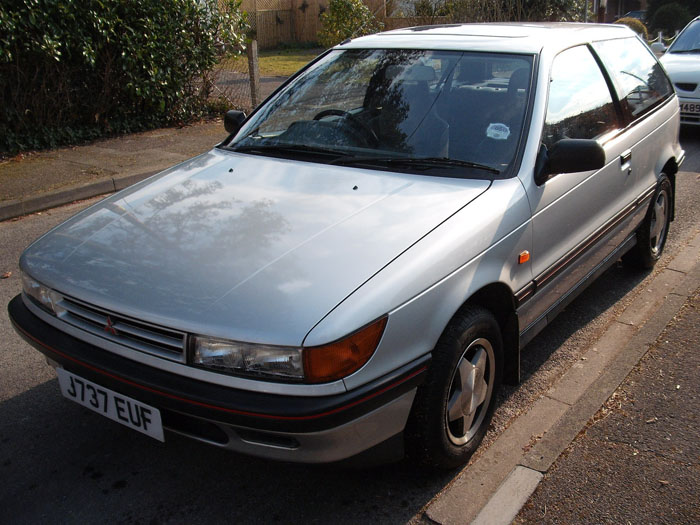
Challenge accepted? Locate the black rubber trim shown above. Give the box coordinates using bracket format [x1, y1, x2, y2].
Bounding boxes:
[8, 295, 428, 433]
[514, 185, 654, 308]
[534, 186, 654, 289]
[514, 281, 535, 307]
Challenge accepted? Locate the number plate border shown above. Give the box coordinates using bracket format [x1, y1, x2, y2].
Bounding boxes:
[56, 368, 165, 442]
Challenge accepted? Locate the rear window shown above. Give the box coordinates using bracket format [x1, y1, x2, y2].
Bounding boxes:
[592, 37, 673, 120]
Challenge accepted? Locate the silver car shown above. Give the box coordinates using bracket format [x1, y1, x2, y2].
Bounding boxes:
[10, 23, 684, 469]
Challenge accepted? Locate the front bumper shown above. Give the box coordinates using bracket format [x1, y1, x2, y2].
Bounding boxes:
[8, 294, 427, 463]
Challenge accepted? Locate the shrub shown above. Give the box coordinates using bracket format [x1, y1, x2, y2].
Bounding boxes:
[651, 2, 692, 33]
[615, 17, 649, 40]
[0, 0, 247, 155]
[318, 0, 384, 48]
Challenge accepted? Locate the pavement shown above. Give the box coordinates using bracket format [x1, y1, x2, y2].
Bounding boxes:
[0, 75, 286, 222]
[0, 119, 227, 221]
[515, 285, 700, 524]
[1, 99, 699, 523]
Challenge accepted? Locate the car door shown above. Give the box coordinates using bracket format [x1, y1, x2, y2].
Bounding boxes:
[518, 44, 641, 336]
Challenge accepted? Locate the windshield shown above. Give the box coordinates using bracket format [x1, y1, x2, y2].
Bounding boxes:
[669, 20, 700, 53]
[226, 49, 533, 178]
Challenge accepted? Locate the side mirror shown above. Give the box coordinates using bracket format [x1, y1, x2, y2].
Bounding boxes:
[535, 139, 606, 185]
[224, 110, 246, 134]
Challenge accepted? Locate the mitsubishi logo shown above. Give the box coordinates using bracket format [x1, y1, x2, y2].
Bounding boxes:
[104, 316, 118, 336]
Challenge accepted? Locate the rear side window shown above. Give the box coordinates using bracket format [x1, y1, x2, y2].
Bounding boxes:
[542, 45, 618, 150]
[592, 37, 673, 120]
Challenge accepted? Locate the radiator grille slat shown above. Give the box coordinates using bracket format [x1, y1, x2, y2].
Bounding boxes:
[55, 296, 186, 362]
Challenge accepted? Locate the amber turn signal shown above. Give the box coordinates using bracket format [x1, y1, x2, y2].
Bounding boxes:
[303, 316, 388, 383]
[518, 250, 530, 264]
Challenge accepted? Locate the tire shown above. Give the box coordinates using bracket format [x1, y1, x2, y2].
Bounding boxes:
[406, 306, 503, 469]
[623, 174, 672, 270]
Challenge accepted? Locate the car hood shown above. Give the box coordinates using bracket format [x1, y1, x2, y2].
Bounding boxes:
[660, 53, 700, 82]
[22, 149, 490, 345]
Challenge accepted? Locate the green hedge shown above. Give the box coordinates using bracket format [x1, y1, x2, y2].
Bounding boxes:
[616, 17, 649, 40]
[0, 0, 247, 155]
[318, 0, 383, 48]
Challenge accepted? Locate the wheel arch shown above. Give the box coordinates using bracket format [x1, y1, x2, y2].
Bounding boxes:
[660, 157, 678, 221]
[458, 282, 520, 385]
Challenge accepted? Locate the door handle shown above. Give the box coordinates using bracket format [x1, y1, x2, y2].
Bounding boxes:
[620, 150, 632, 174]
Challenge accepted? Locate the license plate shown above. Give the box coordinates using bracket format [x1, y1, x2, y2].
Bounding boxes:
[681, 103, 700, 114]
[56, 368, 164, 442]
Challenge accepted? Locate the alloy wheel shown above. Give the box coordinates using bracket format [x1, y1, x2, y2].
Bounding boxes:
[445, 337, 495, 446]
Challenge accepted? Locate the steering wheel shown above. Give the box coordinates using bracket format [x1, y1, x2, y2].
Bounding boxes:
[313, 109, 379, 147]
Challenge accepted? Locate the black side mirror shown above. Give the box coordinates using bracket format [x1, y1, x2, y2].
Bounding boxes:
[224, 110, 246, 134]
[535, 139, 606, 185]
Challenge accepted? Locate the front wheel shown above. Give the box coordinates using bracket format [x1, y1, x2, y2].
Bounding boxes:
[406, 306, 503, 469]
[623, 174, 672, 269]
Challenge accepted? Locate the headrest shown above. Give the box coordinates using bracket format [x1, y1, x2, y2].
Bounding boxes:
[386, 64, 436, 82]
[508, 67, 530, 95]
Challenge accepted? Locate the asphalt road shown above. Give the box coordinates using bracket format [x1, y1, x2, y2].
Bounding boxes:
[1, 128, 699, 524]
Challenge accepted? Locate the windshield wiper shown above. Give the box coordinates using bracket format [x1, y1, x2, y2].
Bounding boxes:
[671, 48, 700, 53]
[231, 143, 347, 158]
[231, 146, 501, 175]
[332, 155, 500, 175]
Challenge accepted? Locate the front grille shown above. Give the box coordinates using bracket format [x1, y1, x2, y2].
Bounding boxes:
[55, 295, 187, 362]
[675, 82, 697, 92]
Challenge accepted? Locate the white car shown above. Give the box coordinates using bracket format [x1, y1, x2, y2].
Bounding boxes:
[660, 16, 700, 126]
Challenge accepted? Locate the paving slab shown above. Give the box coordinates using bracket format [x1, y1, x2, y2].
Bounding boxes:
[615, 267, 686, 327]
[666, 241, 700, 273]
[545, 321, 637, 406]
[472, 466, 542, 525]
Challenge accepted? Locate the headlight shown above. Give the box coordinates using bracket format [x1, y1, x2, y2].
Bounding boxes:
[192, 337, 304, 381]
[21, 272, 61, 315]
[192, 316, 387, 383]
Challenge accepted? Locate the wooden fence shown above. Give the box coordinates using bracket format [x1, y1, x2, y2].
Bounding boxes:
[240, 0, 433, 49]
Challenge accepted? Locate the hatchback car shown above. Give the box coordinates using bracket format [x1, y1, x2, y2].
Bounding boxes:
[9, 23, 684, 469]
[660, 16, 700, 126]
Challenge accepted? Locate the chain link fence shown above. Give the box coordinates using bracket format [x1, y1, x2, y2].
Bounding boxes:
[205, 50, 257, 113]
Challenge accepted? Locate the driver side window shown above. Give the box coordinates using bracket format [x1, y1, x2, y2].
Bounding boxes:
[543, 46, 618, 150]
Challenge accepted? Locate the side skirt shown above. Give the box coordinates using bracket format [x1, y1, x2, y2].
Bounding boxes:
[518, 233, 637, 350]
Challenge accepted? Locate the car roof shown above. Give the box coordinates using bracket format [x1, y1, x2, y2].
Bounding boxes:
[340, 22, 634, 55]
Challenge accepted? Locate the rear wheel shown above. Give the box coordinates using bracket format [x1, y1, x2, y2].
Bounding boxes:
[406, 306, 503, 469]
[623, 174, 672, 269]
